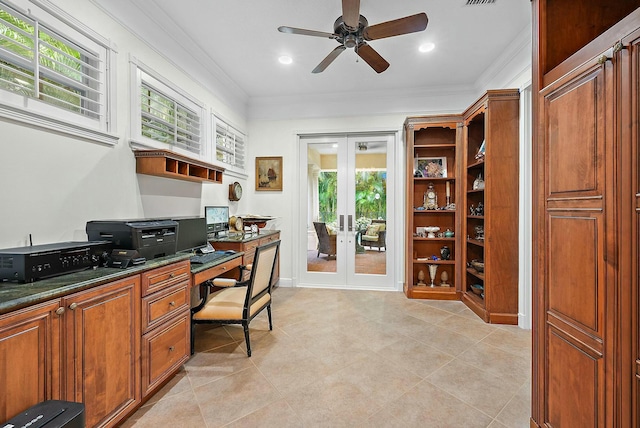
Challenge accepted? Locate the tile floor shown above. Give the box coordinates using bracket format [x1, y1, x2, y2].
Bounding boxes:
[122, 287, 531, 427]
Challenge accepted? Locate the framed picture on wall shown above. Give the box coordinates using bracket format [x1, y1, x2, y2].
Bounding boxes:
[256, 156, 283, 191]
[414, 157, 447, 178]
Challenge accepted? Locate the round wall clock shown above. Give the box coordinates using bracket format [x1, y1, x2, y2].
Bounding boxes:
[229, 181, 243, 201]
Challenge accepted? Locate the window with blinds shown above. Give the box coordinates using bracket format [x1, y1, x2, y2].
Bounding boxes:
[215, 116, 245, 170]
[0, 2, 104, 121]
[140, 82, 201, 155]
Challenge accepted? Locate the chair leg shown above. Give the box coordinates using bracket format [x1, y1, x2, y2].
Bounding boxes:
[267, 305, 273, 331]
[243, 323, 251, 357]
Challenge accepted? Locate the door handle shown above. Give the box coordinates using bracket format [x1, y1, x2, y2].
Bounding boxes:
[348, 215, 353, 231]
[339, 215, 344, 232]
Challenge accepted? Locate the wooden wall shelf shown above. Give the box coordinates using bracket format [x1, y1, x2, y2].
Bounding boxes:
[134, 150, 224, 184]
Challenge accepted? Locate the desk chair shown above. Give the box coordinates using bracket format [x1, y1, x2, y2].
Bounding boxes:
[191, 240, 280, 357]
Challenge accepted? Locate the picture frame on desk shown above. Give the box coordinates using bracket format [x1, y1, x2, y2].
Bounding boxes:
[256, 156, 283, 191]
[415, 157, 447, 178]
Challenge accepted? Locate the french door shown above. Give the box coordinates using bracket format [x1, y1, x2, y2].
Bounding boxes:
[298, 133, 395, 290]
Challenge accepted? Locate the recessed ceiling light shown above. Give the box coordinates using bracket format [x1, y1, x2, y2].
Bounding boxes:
[278, 55, 293, 65]
[419, 42, 435, 53]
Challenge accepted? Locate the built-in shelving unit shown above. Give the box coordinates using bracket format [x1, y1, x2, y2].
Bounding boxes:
[404, 115, 463, 300]
[461, 89, 519, 324]
[134, 150, 224, 183]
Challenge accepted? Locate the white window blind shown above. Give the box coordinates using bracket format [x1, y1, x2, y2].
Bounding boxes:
[215, 116, 245, 170]
[0, 2, 104, 121]
[140, 81, 201, 155]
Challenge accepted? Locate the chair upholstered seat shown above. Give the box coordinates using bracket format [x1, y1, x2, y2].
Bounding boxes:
[192, 287, 271, 321]
[190, 240, 280, 357]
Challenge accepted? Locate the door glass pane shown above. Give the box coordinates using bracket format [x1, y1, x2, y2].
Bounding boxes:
[306, 142, 338, 273]
[354, 141, 387, 275]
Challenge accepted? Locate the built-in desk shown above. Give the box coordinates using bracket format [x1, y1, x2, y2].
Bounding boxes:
[0, 252, 246, 427]
[190, 252, 243, 286]
[210, 230, 280, 284]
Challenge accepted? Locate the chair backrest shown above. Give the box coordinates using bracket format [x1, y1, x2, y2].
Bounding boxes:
[313, 222, 329, 240]
[247, 240, 280, 301]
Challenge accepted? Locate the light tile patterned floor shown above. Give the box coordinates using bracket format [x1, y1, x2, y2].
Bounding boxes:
[122, 287, 531, 427]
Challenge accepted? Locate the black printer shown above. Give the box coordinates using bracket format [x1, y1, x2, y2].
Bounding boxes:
[86, 219, 178, 260]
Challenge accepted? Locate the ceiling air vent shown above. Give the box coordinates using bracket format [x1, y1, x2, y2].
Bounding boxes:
[466, 0, 496, 5]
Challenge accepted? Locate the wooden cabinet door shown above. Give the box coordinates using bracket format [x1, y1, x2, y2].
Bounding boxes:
[0, 300, 62, 421]
[537, 52, 614, 428]
[63, 276, 141, 428]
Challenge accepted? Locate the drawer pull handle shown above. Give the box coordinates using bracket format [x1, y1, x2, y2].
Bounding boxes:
[169, 346, 174, 352]
[169, 273, 175, 278]
[222, 266, 226, 270]
[169, 301, 176, 307]
[55, 307, 65, 316]
[68, 303, 78, 310]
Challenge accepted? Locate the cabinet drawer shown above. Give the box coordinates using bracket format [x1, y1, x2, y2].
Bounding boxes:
[142, 282, 190, 333]
[260, 234, 279, 244]
[141, 260, 190, 296]
[141, 311, 190, 398]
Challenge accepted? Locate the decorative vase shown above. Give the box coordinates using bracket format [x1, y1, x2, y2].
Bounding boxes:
[440, 271, 450, 287]
[444, 228, 454, 237]
[428, 264, 438, 287]
[417, 270, 426, 285]
[440, 246, 451, 260]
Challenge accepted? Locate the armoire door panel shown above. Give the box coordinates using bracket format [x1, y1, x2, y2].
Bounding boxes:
[547, 327, 602, 428]
[545, 65, 605, 197]
[547, 214, 603, 333]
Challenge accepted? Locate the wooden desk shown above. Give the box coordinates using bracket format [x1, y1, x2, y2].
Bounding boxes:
[190, 252, 243, 286]
[210, 231, 280, 284]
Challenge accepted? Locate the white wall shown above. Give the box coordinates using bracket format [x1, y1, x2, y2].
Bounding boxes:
[0, 0, 249, 249]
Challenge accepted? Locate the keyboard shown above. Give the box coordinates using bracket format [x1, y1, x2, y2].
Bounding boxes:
[190, 250, 232, 264]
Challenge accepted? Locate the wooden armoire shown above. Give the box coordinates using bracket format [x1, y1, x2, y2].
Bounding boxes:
[532, 2, 640, 427]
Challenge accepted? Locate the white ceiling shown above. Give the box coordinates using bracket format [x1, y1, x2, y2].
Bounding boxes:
[91, 0, 532, 119]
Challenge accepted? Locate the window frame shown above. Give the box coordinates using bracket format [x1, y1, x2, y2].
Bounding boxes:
[0, 0, 117, 145]
[129, 56, 209, 161]
[213, 113, 247, 177]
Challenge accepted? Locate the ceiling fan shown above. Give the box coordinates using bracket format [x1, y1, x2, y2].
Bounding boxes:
[278, 0, 428, 74]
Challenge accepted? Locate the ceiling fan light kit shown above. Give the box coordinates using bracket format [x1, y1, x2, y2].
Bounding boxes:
[278, 0, 428, 74]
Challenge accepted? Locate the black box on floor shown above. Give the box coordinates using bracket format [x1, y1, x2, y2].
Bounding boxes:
[3, 400, 85, 428]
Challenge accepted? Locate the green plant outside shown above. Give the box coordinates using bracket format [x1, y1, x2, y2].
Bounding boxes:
[318, 170, 387, 224]
[0, 7, 88, 113]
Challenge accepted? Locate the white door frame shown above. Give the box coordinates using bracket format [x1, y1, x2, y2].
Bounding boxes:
[296, 131, 397, 291]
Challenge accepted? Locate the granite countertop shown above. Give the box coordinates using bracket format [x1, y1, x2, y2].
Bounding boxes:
[0, 253, 191, 316]
[210, 229, 279, 244]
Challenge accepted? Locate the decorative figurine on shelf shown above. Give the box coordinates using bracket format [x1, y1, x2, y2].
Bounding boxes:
[473, 173, 485, 190]
[440, 271, 450, 287]
[474, 224, 485, 241]
[444, 229, 454, 238]
[475, 201, 484, 216]
[425, 226, 440, 238]
[440, 246, 451, 260]
[417, 270, 426, 286]
[424, 182, 438, 210]
[469, 204, 476, 216]
[428, 264, 438, 287]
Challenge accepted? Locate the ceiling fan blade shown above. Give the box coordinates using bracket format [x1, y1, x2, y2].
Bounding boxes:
[342, 0, 361, 29]
[278, 26, 338, 39]
[357, 43, 389, 73]
[363, 12, 428, 41]
[312, 46, 347, 73]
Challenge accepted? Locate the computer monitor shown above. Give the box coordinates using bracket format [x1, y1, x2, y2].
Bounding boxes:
[174, 217, 208, 253]
[204, 206, 229, 237]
